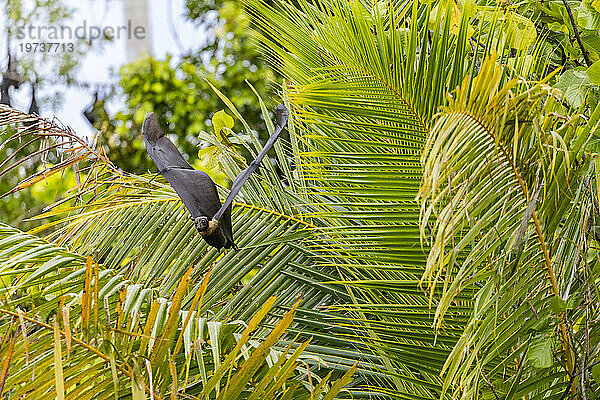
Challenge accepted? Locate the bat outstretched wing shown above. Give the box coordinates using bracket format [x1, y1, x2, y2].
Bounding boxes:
[161, 168, 223, 219]
[143, 112, 193, 172]
[213, 104, 289, 221]
[142, 105, 287, 248]
[143, 113, 223, 219]
[220, 204, 234, 248]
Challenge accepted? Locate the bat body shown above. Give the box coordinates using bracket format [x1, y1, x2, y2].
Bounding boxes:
[142, 104, 289, 250]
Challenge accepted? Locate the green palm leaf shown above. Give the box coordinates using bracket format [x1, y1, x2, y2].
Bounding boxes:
[418, 54, 600, 399]
[244, 0, 483, 395]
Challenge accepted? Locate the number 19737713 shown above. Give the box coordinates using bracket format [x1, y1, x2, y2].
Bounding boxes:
[19, 42, 74, 52]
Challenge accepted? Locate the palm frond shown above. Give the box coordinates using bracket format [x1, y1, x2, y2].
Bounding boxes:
[418, 54, 600, 398]
[0, 223, 362, 398]
[0, 95, 381, 396]
[243, 0, 490, 395]
[242, 0, 591, 397]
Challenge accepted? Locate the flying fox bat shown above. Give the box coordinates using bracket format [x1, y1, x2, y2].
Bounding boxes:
[142, 104, 289, 250]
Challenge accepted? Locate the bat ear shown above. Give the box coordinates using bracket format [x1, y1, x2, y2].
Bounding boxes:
[275, 104, 289, 128]
[142, 112, 164, 141]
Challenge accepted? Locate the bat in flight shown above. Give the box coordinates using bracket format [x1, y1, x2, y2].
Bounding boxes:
[142, 104, 289, 250]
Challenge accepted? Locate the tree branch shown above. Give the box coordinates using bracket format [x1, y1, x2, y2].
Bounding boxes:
[561, 0, 592, 67]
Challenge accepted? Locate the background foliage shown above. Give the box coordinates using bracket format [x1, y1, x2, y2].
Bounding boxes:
[97, 0, 278, 174]
[0, 0, 103, 230]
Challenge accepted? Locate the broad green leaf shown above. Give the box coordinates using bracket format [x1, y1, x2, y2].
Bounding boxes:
[550, 296, 566, 314]
[554, 69, 593, 108]
[212, 109, 234, 138]
[427, 1, 468, 36]
[577, 1, 600, 29]
[197, 146, 221, 170]
[583, 33, 600, 54]
[527, 337, 553, 368]
[592, 362, 600, 383]
[587, 59, 600, 86]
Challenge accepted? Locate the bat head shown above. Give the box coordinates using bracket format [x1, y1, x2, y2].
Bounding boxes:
[194, 216, 211, 233]
[275, 104, 289, 127]
[142, 112, 164, 141]
[195, 217, 229, 249]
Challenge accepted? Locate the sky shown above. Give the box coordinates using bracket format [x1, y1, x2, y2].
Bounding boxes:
[7, 0, 205, 138]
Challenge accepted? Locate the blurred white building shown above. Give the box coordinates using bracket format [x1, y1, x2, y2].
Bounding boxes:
[123, 0, 152, 62]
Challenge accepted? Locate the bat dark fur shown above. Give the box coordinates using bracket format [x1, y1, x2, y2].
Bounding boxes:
[142, 104, 289, 250]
